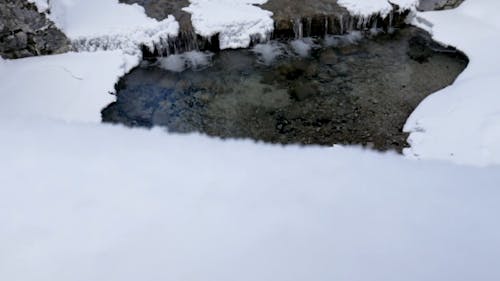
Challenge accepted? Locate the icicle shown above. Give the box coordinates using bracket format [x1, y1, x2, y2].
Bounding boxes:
[356, 17, 362, 30]
[306, 17, 312, 37]
[348, 16, 354, 33]
[339, 14, 344, 34]
[365, 15, 372, 30]
[387, 12, 394, 34]
[293, 18, 303, 39]
[370, 18, 379, 35]
[324, 16, 329, 36]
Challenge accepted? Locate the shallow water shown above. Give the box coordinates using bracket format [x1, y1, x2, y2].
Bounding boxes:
[103, 27, 468, 151]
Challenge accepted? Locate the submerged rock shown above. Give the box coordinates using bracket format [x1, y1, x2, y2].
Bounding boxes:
[0, 0, 70, 59]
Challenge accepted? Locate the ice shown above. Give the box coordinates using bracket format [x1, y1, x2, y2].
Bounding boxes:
[290, 38, 317, 57]
[159, 51, 213, 72]
[252, 42, 284, 64]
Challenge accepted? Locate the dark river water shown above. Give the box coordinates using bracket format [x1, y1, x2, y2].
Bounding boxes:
[102, 27, 468, 151]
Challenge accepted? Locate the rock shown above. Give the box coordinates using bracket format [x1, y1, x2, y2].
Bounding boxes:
[408, 35, 433, 63]
[418, 0, 465, 11]
[290, 81, 319, 101]
[0, 0, 70, 59]
[319, 49, 338, 65]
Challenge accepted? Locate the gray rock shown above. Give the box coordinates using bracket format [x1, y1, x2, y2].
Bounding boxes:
[418, 0, 465, 11]
[0, 0, 70, 59]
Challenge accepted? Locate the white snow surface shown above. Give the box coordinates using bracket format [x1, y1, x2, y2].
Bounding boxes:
[404, 0, 500, 165]
[27, 0, 49, 12]
[46, 0, 179, 53]
[183, 0, 274, 49]
[0, 51, 138, 122]
[1, 0, 500, 280]
[0, 118, 500, 281]
[338, 0, 418, 17]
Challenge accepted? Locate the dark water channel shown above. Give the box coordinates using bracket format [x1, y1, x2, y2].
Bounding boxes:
[102, 27, 468, 151]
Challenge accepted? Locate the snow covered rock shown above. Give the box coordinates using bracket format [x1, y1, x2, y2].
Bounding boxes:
[45, 0, 179, 54]
[418, 0, 464, 11]
[182, 0, 274, 49]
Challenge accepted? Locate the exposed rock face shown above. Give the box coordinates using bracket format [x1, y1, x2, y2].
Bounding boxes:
[0, 0, 70, 59]
[418, 0, 465, 11]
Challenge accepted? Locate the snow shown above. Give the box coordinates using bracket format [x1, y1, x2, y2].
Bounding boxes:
[338, 0, 394, 17]
[1, 117, 500, 281]
[390, 0, 420, 10]
[338, 0, 419, 17]
[1, 0, 500, 280]
[46, 0, 179, 54]
[183, 0, 274, 49]
[27, 0, 49, 12]
[0, 51, 138, 123]
[404, 0, 500, 165]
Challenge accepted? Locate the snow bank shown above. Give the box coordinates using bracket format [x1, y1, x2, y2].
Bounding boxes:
[183, 0, 274, 49]
[404, 0, 500, 166]
[46, 0, 179, 54]
[1, 117, 500, 281]
[0, 51, 138, 123]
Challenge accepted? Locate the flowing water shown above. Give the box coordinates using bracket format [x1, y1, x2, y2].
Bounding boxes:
[102, 27, 468, 151]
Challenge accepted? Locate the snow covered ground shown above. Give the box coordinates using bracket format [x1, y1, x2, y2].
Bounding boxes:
[404, 0, 500, 165]
[1, 0, 500, 280]
[1, 119, 499, 281]
[0, 51, 138, 122]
